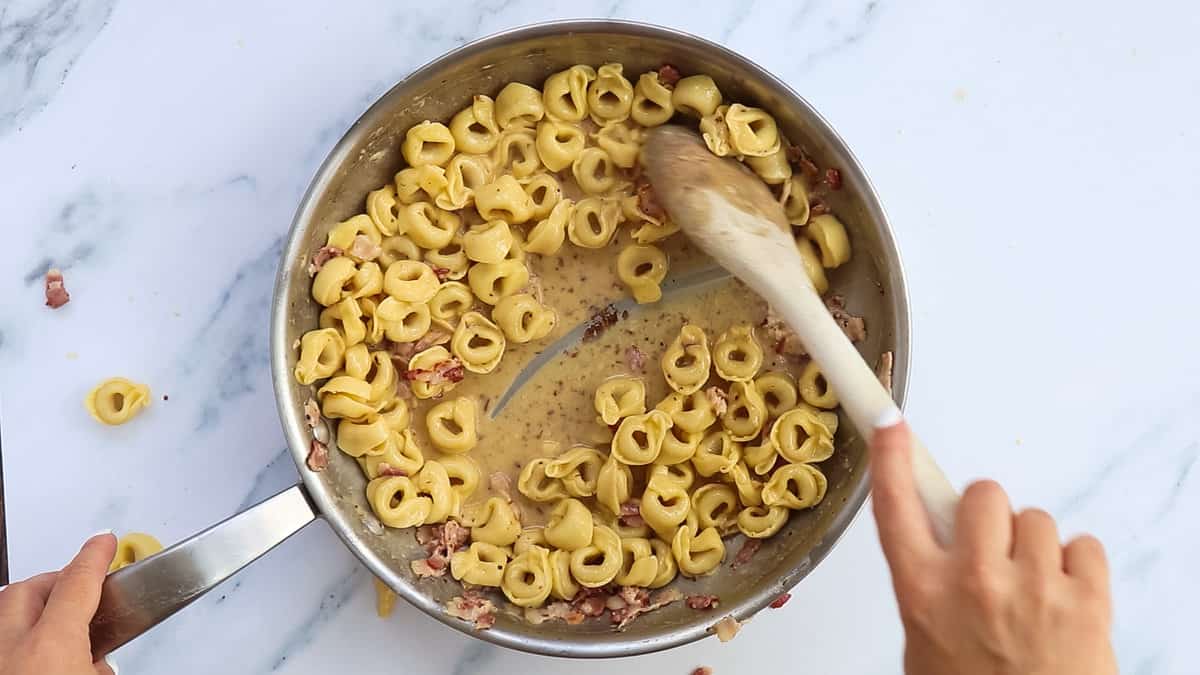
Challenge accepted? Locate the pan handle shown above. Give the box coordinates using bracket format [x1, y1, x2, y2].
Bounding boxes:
[89, 483, 318, 659]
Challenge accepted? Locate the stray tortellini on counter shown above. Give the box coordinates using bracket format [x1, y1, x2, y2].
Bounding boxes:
[295, 61, 857, 617]
[109, 532, 163, 571]
[85, 378, 152, 426]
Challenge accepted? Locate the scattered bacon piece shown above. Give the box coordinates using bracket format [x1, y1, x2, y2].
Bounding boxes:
[306, 439, 329, 471]
[762, 306, 807, 359]
[302, 397, 321, 428]
[44, 269, 70, 308]
[686, 594, 720, 610]
[798, 157, 821, 183]
[656, 63, 682, 88]
[405, 357, 466, 385]
[375, 463, 408, 477]
[619, 512, 646, 529]
[412, 326, 453, 352]
[714, 615, 741, 642]
[411, 558, 445, 578]
[612, 588, 683, 631]
[876, 351, 894, 394]
[784, 142, 804, 164]
[576, 594, 608, 618]
[307, 246, 343, 276]
[809, 198, 830, 217]
[692, 668, 713, 675]
[431, 266, 452, 282]
[825, 295, 867, 343]
[415, 525, 437, 547]
[582, 304, 620, 341]
[769, 593, 792, 609]
[824, 167, 843, 191]
[489, 472, 514, 502]
[525, 601, 586, 625]
[446, 591, 497, 630]
[349, 234, 382, 261]
[705, 386, 728, 417]
[608, 586, 650, 626]
[394, 380, 415, 402]
[624, 344, 647, 372]
[636, 178, 667, 221]
[731, 539, 761, 569]
[413, 521, 469, 576]
[619, 501, 641, 517]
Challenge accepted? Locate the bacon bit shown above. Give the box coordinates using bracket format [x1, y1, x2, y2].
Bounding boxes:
[705, 386, 728, 417]
[405, 357, 466, 385]
[307, 245, 343, 276]
[306, 439, 329, 471]
[413, 521, 469, 576]
[624, 344, 647, 372]
[446, 591, 497, 630]
[395, 380, 415, 402]
[731, 539, 761, 569]
[619, 512, 646, 529]
[714, 615, 741, 642]
[692, 668, 713, 675]
[784, 142, 804, 164]
[349, 234, 382, 261]
[612, 588, 683, 631]
[302, 397, 321, 428]
[376, 463, 408, 477]
[636, 178, 667, 221]
[686, 594, 720, 610]
[619, 500, 641, 517]
[876, 351, 894, 394]
[657, 63, 682, 88]
[577, 595, 608, 617]
[44, 268, 70, 308]
[769, 593, 792, 609]
[798, 157, 821, 183]
[415, 525, 437, 548]
[525, 601, 586, 625]
[824, 167, 843, 191]
[809, 198, 830, 217]
[431, 266, 452, 282]
[826, 295, 867, 342]
[762, 306, 806, 359]
[489, 472, 514, 502]
[608, 586, 650, 625]
[582, 304, 620, 341]
[413, 326, 453, 352]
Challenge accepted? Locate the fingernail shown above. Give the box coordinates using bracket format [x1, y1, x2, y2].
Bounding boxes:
[873, 406, 903, 430]
[106, 657, 120, 674]
[90, 529, 114, 539]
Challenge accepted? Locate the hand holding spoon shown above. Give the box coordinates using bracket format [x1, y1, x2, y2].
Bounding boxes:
[642, 126, 958, 544]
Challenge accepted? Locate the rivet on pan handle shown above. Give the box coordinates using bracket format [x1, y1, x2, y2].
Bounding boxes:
[89, 484, 318, 659]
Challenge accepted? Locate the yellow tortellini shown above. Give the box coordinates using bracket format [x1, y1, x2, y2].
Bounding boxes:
[493, 293, 557, 343]
[755, 371, 799, 419]
[699, 105, 733, 157]
[466, 259, 529, 305]
[474, 175, 534, 225]
[493, 127, 541, 178]
[721, 380, 769, 442]
[692, 429, 741, 477]
[769, 405, 839, 464]
[616, 537, 659, 587]
[567, 197, 623, 248]
[376, 296, 432, 343]
[399, 202, 461, 250]
[311, 256, 357, 306]
[535, 120, 586, 172]
[761, 463, 828, 510]
[631, 71, 674, 127]
[712, 325, 764, 382]
[594, 376, 647, 426]
[569, 524, 622, 588]
[727, 460, 764, 507]
[593, 121, 642, 168]
[524, 199, 573, 255]
[406, 346, 460, 399]
[366, 185, 402, 236]
[724, 104, 781, 157]
[782, 173, 812, 225]
[449, 95, 500, 154]
[366, 475, 431, 528]
[671, 74, 722, 118]
[544, 446, 605, 498]
[451, 541, 508, 587]
[451, 311, 506, 373]
[439, 454, 480, 507]
[503, 546, 553, 607]
[611, 410, 673, 466]
[738, 504, 790, 539]
[424, 396, 477, 453]
[319, 297, 366, 346]
[359, 429, 424, 479]
[463, 497, 521, 546]
[656, 425, 704, 465]
[655, 390, 718, 434]
[327, 214, 381, 253]
[85, 377, 152, 426]
[337, 417, 390, 457]
[616, 244, 668, 304]
[798, 360, 839, 409]
[548, 549, 580, 601]
[640, 474, 690, 541]
[671, 525, 725, 577]
[294, 328, 345, 385]
[544, 498, 594, 551]
[586, 63, 634, 124]
[402, 121, 456, 167]
[518, 457, 567, 503]
[378, 235, 422, 268]
[804, 214, 852, 268]
[543, 65, 596, 122]
[596, 454, 633, 516]
[745, 145, 792, 185]
[661, 324, 712, 395]
[416, 460, 458, 523]
[383, 260, 439, 303]
[571, 147, 620, 195]
[109, 533, 163, 571]
[394, 164, 448, 205]
[437, 153, 493, 211]
[521, 172, 562, 220]
[495, 82, 545, 129]
[427, 281, 474, 323]
[692, 483, 739, 532]
[796, 236, 830, 295]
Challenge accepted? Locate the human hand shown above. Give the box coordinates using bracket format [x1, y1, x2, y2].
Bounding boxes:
[0, 533, 117, 675]
[870, 421, 1117, 675]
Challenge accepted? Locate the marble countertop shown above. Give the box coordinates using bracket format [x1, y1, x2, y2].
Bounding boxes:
[3, 1, 1198, 673]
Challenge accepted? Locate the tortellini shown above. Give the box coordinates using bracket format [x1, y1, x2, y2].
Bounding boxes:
[631, 72, 674, 127]
[671, 525, 725, 577]
[567, 197, 623, 248]
[761, 463, 828, 510]
[544, 446, 605, 498]
[616, 244, 668, 304]
[544, 498, 594, 551]
[543, 65, 596, 122]
[798, 360, 839, 409]
[427, 281, 474, 323]
[495, 82, 545, 129]
[671, 74, 722, 118]
[449, 95, 500, 154]
[611, 410, 673, 465]
[692, 484, 739, 532]
[451, 311, 506, 373]
[524, 199, 572, 255]
[367, 475, 431, 528]
[437, 153, 493, 211]
[755, 371, 799, 419]
[406, 346, 460, 399]
[738, 505, 789, 538]
[463, 497, 521, 546]
[692, 430, 741, 477]
[451, 542, 508, 587]
[402, 121, 456, 167]
[804, 214, 852, 268]
[569, 524, 622, 588]
[796, 236, 830, 295]
[721, 380, 769, 442]
[596, 454, 633, 516]
[616, 537, 660, 587]
[467, 259, 529, 305]
[518, 457, 567, 503]
[571, 147, 620, 195]
[724, 104, 781, 157]
[655, 390, 718, 434]
[493, 128, 541, 178]
[661, 324, 712, 395]
[640, 474, 690, 540]
[594, 376, 646, 426]
[587, 63, 634, 124]
[712, 325, 764, 382]
[535, 120, 586, 172]
[109, 533, 163, 571]
[294, 328, 345, 385]
[425, 396, 477, 453]
[85, 377, 152, 426]
[493, 293, 557, 343]
[503, 546, 553, 607]
[769, 405, 839, 464]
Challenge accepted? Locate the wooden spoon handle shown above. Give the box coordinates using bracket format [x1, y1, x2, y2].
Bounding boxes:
[759, 265, 959, 545]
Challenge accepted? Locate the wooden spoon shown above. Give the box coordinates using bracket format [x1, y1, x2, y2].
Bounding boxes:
[642, 125, 959, 544]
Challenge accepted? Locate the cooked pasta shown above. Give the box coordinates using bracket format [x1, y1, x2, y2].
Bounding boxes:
[425, 396, 477, 453]
[517, 457, 567, 503]
[495, 82, 545, 129]
[699, 105, 732, 156]
[569, 524, 622, 588]
[671, 525, 725, 577]
[463, 497, 521, 546]
[610, 410, 673, 465]
[394, 165, 448, 205]
[451, 541, 508, 587]
[567, 197, 623, 248]
[631, 72, 674, 127]
[543, 65, 595, 122]
[502, 546, 553, 607]
[85, 377, 152, 426]
[522, 172, 562, 220]
[798, 360, 839, 409]
[711, 324, 763, 382]
[616, 537, 659, 587]
[587, 63, 634, 124]
[692, 429, 742, 477]
[593, 121, 642, 168]
[400, 202, 460, 250]
[376, 296, 432, 343]
[544, 446, 605, 498]
[641, 475, 690, 540]
[572, 147, 620, 195]
[594, 376, 646, 426]
[655, 390, 718, 434]
[661, 324, 712, 395]
[616, 244, 668, 304]
[493, 293, 557, 343]
[402, 121, 456, 167]
[725, 104, 781, 157]
[437, 153, 493, 211]
[769, 405, 839, 464]
[493, 128, 541, 178]
[692, 483, 739, 532]
[524, 199, 573, 255]
[544, 498, 594, 551]
[535, 120, 586, 171]
[755, 371, 799, 419]
[109, 532, 163, 571]
[721, 380, 769, 442]
[671, 74, 722, 118]
[737, 504, 789, 538]
[427, 281, 474, 323]
[804, 214, 852, 268]
[451, 311, 506, 373]
[449, 95, 500, 154]
[596, 454, 633, 516]
[406, 346, 459, 399]
[761, 462, 828, 510]
[294, 328, 345, 385]
[796, 236, 830, 294]
[466, 259, 529, 305]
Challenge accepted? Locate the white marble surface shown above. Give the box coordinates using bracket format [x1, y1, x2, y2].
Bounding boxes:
[2, 0, 1198, 673]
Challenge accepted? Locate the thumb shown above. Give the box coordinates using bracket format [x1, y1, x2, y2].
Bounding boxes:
[870, 418, 937, 574]
[38, 532, 117, 632]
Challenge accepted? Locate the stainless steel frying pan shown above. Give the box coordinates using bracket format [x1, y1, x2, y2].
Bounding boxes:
[89, 19, 911, 659]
